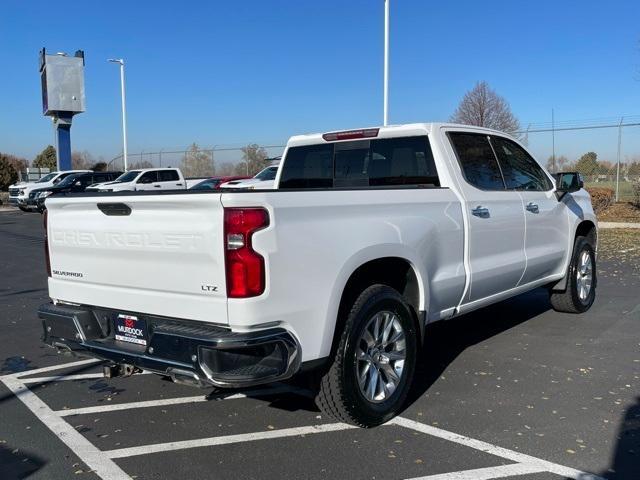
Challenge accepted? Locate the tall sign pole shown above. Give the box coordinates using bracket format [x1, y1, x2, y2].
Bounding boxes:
[40, 48, 86, 171]
[383, 0, 390, 126]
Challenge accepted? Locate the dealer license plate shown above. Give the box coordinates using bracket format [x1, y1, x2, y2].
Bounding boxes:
[114, 314, 148, 346]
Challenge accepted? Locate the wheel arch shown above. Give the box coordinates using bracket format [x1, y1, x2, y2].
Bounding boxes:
[322, 253, 427, 361]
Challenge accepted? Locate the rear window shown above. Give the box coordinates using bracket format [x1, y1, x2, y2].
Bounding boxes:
[279, 136, 439, 189]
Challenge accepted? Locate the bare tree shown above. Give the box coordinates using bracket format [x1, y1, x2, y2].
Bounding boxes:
[181, 143, 213, 177]
[546, 155, 568, 173]
[71, 150, 95, 170]
[450, 81, 520, 134]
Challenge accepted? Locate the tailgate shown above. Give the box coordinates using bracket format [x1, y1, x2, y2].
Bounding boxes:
[46, 193, 228, 325]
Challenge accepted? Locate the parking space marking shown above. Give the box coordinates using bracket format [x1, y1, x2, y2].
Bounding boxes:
[392, 417, 605, 480]
[1, 361, 606, 480]
[56, 384, 309, 417]
[22, 372, 107, 384]
[1, 374, 130, 480]
[405, 463, 546, 480]
[4, 358, 102, 379]
[104, 422, 358, 459]
[21, 370, 152, 384]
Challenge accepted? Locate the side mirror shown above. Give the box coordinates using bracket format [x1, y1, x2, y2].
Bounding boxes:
[555, 172, 583, 199]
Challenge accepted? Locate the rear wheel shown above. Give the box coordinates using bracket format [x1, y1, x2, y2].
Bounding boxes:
[315, 284, 417, 427]
[549, 236, 596, 313]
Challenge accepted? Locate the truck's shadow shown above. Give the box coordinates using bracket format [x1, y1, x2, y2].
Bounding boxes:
[589, 396, 640, 480]
[406, 287, 551, 406]
[0, 445, 46, 480]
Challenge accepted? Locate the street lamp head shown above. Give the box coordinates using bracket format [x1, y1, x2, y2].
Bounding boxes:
[107, 58, 124, 65]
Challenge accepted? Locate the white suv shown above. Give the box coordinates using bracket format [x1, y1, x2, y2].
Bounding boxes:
[8, 170, 91, 211]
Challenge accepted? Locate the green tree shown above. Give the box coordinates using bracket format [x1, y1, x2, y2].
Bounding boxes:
[236, 144, 269, 176]
[181, 143, 213, 177]
[450, 81, 521, 134]
[33, 145, 57, 170]
[91, 161, 108, 172]
[574, 152, 599, 176]
[0, 153, 19, 190]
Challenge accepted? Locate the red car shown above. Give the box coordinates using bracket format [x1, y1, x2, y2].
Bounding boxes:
[189, 175, 251, 190]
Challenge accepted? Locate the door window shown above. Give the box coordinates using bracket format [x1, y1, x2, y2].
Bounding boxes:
[490, 137, 553, 191]
[138, 171, 158, 184]
[449, 133, 506, 190]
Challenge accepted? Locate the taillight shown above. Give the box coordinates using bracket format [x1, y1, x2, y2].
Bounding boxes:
[224, 208, 269, 298]
[43, 209, 51, 277]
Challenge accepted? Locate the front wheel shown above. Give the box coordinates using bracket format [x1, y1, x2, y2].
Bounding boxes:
[18, 206, 29, 212]
[315, 284, 417, 427]
[549, 236, 596, 313]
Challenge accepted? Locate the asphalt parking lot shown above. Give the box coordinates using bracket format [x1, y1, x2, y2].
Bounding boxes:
[0, 210, 638, 480]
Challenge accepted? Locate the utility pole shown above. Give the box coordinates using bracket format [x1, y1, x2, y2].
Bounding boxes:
[615, 116, 623, 202]
[383, 0, 390, 126]
[551, 109, 555, 172]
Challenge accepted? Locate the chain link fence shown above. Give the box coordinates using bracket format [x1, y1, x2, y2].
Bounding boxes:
[107, 144, 286, 178]
[519, 116, 640, 203]
[107, 118, 640, 205]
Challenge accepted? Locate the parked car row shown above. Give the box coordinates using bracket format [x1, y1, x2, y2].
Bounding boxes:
[8, 162, 281, 213]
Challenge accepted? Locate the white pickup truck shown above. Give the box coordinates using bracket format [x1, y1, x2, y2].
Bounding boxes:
[39, 123, 597, 427]
[88, 167, 202, 192]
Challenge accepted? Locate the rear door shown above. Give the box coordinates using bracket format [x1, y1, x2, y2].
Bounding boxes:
[46, 193, 228, 324]
[491, 136, 569, 283]
[447, 132, 526, 302]
[158, 169, 184, 190]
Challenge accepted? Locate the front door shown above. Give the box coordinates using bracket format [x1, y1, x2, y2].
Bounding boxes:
[490, 136, 569, 284]
[447, 132, 526, 303]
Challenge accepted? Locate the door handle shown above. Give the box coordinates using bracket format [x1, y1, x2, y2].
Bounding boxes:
[471, 206, 490, 218]
[526, 202, 539, 213]
[153, 184, 161, 188]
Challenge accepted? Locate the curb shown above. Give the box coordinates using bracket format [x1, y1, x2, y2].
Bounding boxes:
[598, 221, 640, 229]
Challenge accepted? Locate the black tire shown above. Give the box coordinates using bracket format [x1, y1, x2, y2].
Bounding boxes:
[314, 284, 417, 427]
[18, 206, 29, 212]
[549, 236, 596, 313]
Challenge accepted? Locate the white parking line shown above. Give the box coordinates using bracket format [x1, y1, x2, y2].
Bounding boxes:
[56, 385, 309, 417]
[405, 463, 546, 480]
[21, 370, 152, 384]
[105, 422, 358, 459]
[392, 417, 605, 480]
[22, 372, 107, 384]
[1, 374, 131, 480]
[4, 358, 102, 379]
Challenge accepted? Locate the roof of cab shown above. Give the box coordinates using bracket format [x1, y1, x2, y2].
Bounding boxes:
[286, 122, 513, 148]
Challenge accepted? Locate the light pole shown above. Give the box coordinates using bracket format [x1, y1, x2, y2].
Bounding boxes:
[108, 58, 128, 171]
[383, 0, 390, 126]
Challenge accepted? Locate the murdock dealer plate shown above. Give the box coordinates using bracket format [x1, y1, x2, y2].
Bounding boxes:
[114, 314, 148, 346]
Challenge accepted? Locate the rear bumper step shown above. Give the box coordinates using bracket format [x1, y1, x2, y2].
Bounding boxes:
[39, 303, 301, 388]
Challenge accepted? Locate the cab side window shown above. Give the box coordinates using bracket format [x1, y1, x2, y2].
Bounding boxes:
[491, 136, 552, 191]
[158, 170, 180, 182]
[138, 171, 158, 184]
[449, 133, 505, 190]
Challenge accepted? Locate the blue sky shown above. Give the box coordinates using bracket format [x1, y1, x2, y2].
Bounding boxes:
[1, 0, 639, 163]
